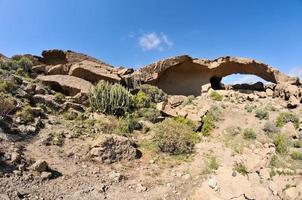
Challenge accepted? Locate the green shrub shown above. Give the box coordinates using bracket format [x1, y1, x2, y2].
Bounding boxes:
[181, 95, 195, 107]
[203, 155, 220, 174]
[136, 107, 161, 123]
[201, 105, 223, 136]
[273, 134, 288, 154]
[233, 162, 248, 175]
[244, 105, 254, 113]
[174, 116, 195, 130]
[201, 115, 215, 136]
[276, 112, 299, 129]
[290, 151, 302, 160]
[293, 140, 302, 148]
[0, 93, 15, 119]
[210, 91, 223, 101]
[243, 128, 257, 140]
[132, 91, 150, 108]
[153, 118, 198, 155]
[255, 108, 269, 120]
[89, 80, 132, 116]
[136, 84, 167, 103]
[0, 80, 15, 93]
[16, 105, 35, 124]
[114, 115, 141, 136]
[63, 110, 78, 120]
[269, 154, 279, 168]
[15, 57, 34, 72]
[263, 121, 280, 134]
[54, 92, 65, 103]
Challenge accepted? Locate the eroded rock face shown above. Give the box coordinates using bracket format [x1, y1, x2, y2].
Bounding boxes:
[38, 75, 93, 96]
[134, 56, 298, 96]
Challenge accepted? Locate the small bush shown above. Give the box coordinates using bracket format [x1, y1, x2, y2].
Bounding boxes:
[273, 134, 288, 154]
[136, 84, 167, 103]
[263, 121, 280, 134]
[54, 92, 65, 103]
[153, 118, 198, 155]
[0, 93, 15, 119]
[201, 115, 215, 136]
[201, 105, 223, 136]
[255, 108, 269, 120]
[132, 91, 150, 109]
[290, 151, 302, 160]
[63, 110, 78, 120]
[269, 155, 279, 168]
[244, 105, 254, 113]
[210, 91, 223, 101]
[276, 112, 299, 129]
[293, 140, 302, 148]
[114, 115, 141, 136]
[136, 107, 161, 123]
[233, 162, 248, 175]
[243, 128, 257, 140]
[89, 80, 133, 116]
[174, 116, 195, 130]
[0, 80, 15, 93]
[181, 95, 195, 107]
[16, 105, 35, 124]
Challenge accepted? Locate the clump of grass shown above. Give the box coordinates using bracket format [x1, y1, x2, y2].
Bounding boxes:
[233, 162, 248, 175]
[201, 105, 223, 136]
[276, 112, 299, 129]
[293, 140, 302, 148]
[54, 92, 65, 103]
[63, 110, 78, 120]
[132, 91, 150, 109]
[0, 93, 15, 119]
[181, 95, 195, 107]
[16, 105, 35, 124]
[210, 91, 223, 101]
[136, 84, 167, 103]
[244, 105, 254, 113]
[269, 154, 280, 168]
[0, 80, 15, 93]
[290, 151, 302, 160]
[242, 128, 257, 140]
[203, 155, 220, 174]
[153, 118, 199, 155]
[263, 121, 280, 134]
[136, 107, 161, 123]
[43, 132, 66, 146]
[255, 108, 269, 120]
[273, 134, 288, 154]
[114, 114, 141, 136]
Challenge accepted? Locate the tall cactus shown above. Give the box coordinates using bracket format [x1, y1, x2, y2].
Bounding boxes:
[89, 80, 132, 116]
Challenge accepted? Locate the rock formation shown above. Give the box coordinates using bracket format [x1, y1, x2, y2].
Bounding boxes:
[4, 50, 301, 105]
[134, 55, 299, 96]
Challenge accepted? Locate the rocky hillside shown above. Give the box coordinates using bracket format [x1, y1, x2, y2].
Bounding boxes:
[0, 50, 301, 200]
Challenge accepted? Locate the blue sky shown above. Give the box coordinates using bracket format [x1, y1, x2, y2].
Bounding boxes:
[0, 0, 302, 83]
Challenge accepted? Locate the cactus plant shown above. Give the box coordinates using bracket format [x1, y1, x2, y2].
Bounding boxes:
[89, 80, 132, 116]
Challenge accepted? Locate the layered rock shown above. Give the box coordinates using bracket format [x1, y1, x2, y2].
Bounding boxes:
[38, 75, 93, 96]
[134, 55, 298, 96]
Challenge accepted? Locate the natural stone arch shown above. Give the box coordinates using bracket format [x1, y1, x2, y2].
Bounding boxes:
[135, 55, 298, 96]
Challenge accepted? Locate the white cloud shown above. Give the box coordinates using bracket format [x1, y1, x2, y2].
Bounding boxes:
[288, 67, 302, 79]
[138, 32, 173, 51]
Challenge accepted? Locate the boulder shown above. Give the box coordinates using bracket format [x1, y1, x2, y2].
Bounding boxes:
[32, 94, 61, 109]
[30, 160, 49, 172]
[68, 60, 121, 84]
[89, 135, 140, 164]
[47, 64, 70, 75]
[38, 75, 93, 96]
